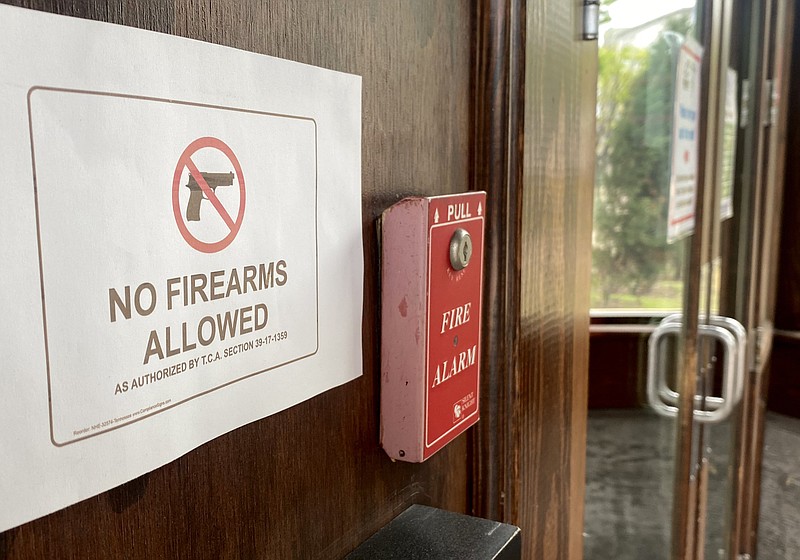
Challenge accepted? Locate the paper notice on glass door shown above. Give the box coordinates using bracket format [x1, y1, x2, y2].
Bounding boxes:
[720, 68, 739, 221]
[0, 5, 362, 531]
[667, 38, 703, 243]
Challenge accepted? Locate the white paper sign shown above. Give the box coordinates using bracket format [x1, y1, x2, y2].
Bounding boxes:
[667, 38, 703, 243]
[720, 68, 739, 221]
[0, 5, 362, 530]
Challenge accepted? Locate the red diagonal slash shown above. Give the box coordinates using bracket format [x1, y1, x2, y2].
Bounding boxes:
[172, 136, 246, 254]
[184, 157, 236, 230]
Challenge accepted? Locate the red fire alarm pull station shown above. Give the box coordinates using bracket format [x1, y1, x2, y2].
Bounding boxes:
[380, 191, 486, 462]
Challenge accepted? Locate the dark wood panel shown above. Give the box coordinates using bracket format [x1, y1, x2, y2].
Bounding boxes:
[587, 334, 645, 409]
[769, 0, 800, 419]
[516, 2, 595, 559]
[470, 4, 596, 560]
[0, 1, 473, 558]
[770, 0, 800, 430]
[767, 338, 800, 416]
[470, 0, 525, 524]
[774, 3, 800, 333]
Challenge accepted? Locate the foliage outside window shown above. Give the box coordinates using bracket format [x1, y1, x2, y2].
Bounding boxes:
[592, 4, 693, 309]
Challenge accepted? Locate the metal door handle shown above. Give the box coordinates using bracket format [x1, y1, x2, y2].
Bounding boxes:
[653, 314, 746, 410]
[646, 315, 745, 423]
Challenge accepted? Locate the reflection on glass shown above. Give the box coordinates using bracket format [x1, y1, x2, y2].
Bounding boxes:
[585, 2, 699, 560]
[592, 0, 696, 310]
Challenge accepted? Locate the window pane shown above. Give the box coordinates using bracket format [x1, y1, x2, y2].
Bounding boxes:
[592, 0, 697, 310]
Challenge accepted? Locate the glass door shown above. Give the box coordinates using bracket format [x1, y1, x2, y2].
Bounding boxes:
[583, 0, 780, 557]
[722, 0, 793, 556]
[585, 1, 708, 556]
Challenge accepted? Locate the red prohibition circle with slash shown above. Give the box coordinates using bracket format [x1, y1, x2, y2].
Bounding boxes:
[172, 137, 246, 253]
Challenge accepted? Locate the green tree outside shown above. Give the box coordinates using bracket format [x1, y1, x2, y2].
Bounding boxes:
[592, 13, 692, 308]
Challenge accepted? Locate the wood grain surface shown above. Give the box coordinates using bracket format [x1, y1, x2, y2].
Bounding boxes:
[470, 2, 596, 560]
[1, 1, 473, 558]
[470, 0, 525, 525]
[516, 3, 595, 559]
[1, 1, 598, 559]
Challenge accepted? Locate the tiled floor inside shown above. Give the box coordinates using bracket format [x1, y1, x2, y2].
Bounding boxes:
[584, 409, 800, 560]
[757, 412, 800, 560]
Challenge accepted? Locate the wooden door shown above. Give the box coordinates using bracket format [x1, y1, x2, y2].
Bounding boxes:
[0, 2, 595, 559]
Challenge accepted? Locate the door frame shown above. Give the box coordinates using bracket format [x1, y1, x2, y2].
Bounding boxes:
[471, 2, 595, 559]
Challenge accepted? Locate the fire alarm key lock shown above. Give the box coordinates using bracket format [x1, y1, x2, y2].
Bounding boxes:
[380, 192, 486, 462]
